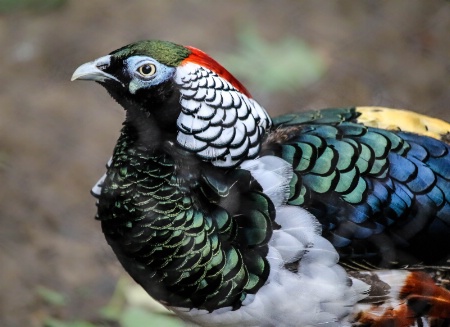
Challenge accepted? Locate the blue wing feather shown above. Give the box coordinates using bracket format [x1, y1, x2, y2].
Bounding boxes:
[263, 108, 450, 266]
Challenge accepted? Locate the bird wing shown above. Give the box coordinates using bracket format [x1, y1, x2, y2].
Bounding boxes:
[262, 107, 450, 267]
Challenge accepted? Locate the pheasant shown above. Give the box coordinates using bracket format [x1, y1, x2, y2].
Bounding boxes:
[72, 40, 450, 327]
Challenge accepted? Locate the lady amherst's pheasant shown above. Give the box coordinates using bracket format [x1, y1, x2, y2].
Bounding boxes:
[72, 40, 450, 327]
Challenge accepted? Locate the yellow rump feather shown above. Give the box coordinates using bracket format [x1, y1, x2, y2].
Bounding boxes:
[356, 107, 450, 141]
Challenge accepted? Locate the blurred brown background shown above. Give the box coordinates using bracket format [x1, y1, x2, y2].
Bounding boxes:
[1, 1, 449, 326]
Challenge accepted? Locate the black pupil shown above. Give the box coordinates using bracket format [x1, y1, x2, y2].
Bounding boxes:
[141, 64, 153, 75]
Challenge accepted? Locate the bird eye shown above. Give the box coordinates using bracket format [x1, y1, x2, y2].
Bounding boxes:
[137, 63, 156, 77]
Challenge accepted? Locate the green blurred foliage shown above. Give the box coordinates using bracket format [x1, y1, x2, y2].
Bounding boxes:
[120, 307, 183, 327]
[219, 27, 326, 93]
[44, 318, 97, 327]
[36, 286, 67, 307]
[37, 278, 185, 327]
[0, 0, 66, 13]
[0, 151, 9, 170]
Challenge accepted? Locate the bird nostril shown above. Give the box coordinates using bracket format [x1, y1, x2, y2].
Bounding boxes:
[96, 64, 108, 70]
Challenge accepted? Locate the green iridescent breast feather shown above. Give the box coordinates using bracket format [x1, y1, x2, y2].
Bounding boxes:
[97, 124, 274, 311]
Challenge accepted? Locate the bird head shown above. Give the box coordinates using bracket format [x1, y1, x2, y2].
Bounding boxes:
[72, 40, 272, 167]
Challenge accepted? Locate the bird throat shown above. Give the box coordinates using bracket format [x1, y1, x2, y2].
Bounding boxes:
[112, 80, 182, 149]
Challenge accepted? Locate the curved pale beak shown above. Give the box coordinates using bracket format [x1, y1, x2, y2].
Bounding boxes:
[71, 55, 122, 85]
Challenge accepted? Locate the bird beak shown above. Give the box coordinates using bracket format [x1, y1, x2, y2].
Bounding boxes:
[71, 55, 122, 85]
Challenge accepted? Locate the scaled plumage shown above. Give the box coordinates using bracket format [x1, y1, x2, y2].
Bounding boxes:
[73, 40, 450, 326]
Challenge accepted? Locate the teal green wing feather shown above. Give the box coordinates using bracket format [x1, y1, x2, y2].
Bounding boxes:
[272, 107, 360, 126]
[263, 108, 450, 267]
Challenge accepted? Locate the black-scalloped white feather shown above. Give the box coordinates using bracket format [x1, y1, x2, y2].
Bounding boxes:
[174, 62, 271, 167]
